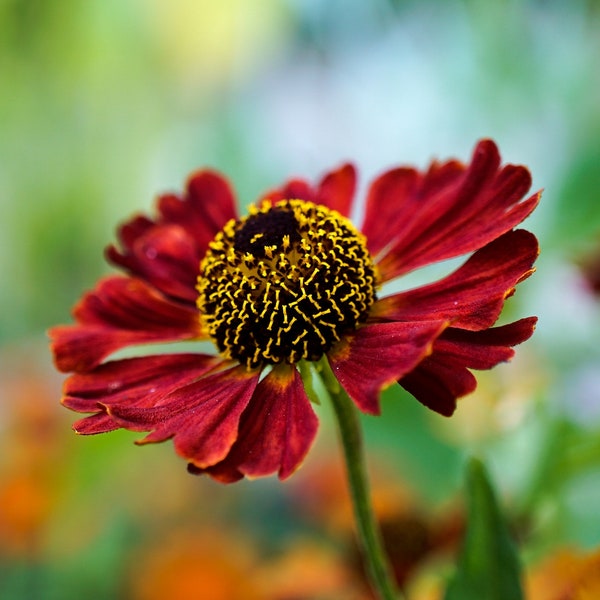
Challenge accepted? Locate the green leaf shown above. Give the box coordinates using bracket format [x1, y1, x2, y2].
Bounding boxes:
[444, 457, 524, 600]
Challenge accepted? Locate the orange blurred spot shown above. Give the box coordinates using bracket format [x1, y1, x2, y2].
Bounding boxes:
[526, 547, 600, 600]
[256, 540, 361, 599]
[128, 529, 262, 600]
[0, 473, 53, 554]
[0, 346, 65, 556]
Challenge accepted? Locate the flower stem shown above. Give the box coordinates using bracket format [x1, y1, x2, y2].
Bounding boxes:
[318, 359, 404, 600]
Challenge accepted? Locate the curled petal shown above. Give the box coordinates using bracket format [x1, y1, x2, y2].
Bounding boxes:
[371, 140, 540, 282]
[328, 320, 447, 415]
[49, 276, 201, 372]
[165, 169, 238, 245]
[400, 317, 537, 416]
[106, 365, 261, 470]
[113, 215, 155, 248]
[192, 365, 319, 483]
[108, 170, 238, 289]
[106, 224, 202, 303]
[371, 229, 538, 330]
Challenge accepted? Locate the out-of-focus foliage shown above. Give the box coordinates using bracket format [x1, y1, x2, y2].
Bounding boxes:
[444, 459, 523, 600]
[1, 0, 600, 598]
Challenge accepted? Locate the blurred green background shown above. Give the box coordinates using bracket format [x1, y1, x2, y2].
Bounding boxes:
[2, 0, 600, 598]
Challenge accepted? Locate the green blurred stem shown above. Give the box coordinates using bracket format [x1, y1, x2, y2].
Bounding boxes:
[318, 358, 404, 600]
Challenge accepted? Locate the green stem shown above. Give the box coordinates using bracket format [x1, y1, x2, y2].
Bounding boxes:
[318, 359, 404, 600]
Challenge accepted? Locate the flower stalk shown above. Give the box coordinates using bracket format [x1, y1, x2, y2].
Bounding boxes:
[318, 359, 404, 600]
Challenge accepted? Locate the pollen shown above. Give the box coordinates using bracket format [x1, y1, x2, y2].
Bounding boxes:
[197, 200, 378, 369]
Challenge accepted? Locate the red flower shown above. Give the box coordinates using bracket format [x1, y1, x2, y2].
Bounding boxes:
[49, 140, 540, 482]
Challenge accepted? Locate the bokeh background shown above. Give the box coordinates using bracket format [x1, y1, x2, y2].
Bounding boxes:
[2, 0, 600, 598]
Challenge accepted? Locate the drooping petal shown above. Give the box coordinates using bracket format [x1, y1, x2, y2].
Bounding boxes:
[369, 140, 540, 282]
[371, 229, 538, 330]
[106, 224, 202, 303]
[327, 320, 447, 415]
[400, 359, 477, 418]
[106, 365, 261, 470]
[399, 317, 537, 416]
[190, 365, 319, 483]
[62, 353, 221, 414]
[315, 163, 356, 217]
[49, 276, 201, 373]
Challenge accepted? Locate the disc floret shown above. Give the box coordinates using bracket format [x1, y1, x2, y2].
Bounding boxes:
[197, 199, 378, 369]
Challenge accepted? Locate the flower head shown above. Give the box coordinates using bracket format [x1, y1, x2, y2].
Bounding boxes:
[50, 140, 540, 482]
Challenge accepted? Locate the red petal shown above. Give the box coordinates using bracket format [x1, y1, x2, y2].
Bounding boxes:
[73, 412, 120, 434]
[62, 353, 220, 414]
[316, 164, 356, 217]
[263, 178, 316, 203]
[106, 365, 260, 469]
[106, 224, 201, 303]
[194, 365, 319, 482]
[179, 169, 238, 239]
[327, 320, 447, 415]
[187, 461, 242, 483]
[361, 167, 422, 256]
[49, 276, 200, 372]
[400, 317, 537, 416]
[260, 165, 356, 216]
[157, 170, 238, 247]
[399, 359, 476, 417]
[114, 215, 155, 248]
[434, 318, 537, 368]
[371, 140, 540, 282]
[108, 170, 238, 292]
[371, 229, 538, 330]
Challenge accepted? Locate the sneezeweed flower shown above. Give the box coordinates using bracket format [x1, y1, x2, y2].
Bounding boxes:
[50, 139, 540, 483]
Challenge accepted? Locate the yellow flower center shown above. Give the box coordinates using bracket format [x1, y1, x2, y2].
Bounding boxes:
[197, 199, 377, 369]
